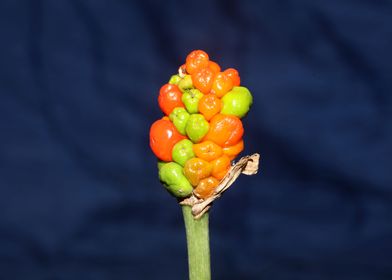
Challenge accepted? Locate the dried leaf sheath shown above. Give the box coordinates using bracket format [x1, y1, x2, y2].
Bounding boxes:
[180, 153, 260, 219]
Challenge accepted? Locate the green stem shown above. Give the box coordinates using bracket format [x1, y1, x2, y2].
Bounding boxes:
[182, 205, 211, 280]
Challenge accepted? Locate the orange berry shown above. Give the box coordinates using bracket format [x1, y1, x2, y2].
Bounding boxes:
[192, 67, 215, 94]
[194, 177, 219, 199]
[223, 68, 240, 86]
[203, 114, 244, 147]
[198, 94, 222, 121]
[211, 155, 231, 180]
[149, 118, 186, 162]
[193, 141, 223, 162]
[208, 61, 221, 73]
[185, 50, 209, 74]
[158, 84, 184, 115]
[211, 72, 233, 98]
[222, 140, 244, 160]
[183, 158, 212, 186]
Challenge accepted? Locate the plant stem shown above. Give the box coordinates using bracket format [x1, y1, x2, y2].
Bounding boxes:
[182, 205, 211, 280]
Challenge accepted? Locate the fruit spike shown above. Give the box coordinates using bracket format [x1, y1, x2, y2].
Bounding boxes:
[149, 50, 253, 199]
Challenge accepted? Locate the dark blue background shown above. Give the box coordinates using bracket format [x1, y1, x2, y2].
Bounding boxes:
[1, 0, 391, 279]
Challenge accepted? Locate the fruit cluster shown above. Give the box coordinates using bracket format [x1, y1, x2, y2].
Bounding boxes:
[150, 50, 253, 200]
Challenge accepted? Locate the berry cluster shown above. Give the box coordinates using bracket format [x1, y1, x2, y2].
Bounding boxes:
[150, 50, 253, 199]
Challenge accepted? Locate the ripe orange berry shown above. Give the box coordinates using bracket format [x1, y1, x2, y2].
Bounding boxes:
[203, 114, 244, 147]
[198, 94, 222, 121]
[194, 176, 219, 199]
[183, 158, 212, 186]
[208, 61, 221, 73]
[222, 139, 244, 160]
[211, 72, 233, 98]
[192, 67, 215, 94]
[211, 155, 231, 180]
[149, 118, 186, 162]
[185, 50, 209, 74]
[193, 141, 223, 162]
[223, 68, 241, 86]
[158, 84, 184, 115]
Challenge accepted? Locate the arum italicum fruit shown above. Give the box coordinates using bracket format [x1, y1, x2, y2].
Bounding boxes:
[149, 50, 260, 280]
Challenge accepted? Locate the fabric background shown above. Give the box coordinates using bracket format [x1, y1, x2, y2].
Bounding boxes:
[0, 0, 391, 279]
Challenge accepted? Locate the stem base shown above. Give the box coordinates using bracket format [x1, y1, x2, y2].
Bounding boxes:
[182, 205, 211, 280]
